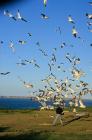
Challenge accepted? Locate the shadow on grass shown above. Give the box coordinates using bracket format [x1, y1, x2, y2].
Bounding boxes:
[0, 131, 92, 140]
[63, 116, 81, 126]
[0, 131, 49, 140]
[0, 126, 10, 132]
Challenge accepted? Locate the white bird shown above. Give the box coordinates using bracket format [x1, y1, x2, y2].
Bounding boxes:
[79, 99, 86, 108]
[16, 9, 27, 22]
[19, 40, 27, 45]
[60, 42, 66, 48]
[9, 41, 15, 53]
[44, 0, 47, 7]
[18, 77, 33, 89]
[86, 13, 92, 19]
[72, 26, 78, 37]
[71, 69, 85, 80]
[68, 15, 75, 24]
[4, 10, 16, 21]
[87, 21, 92, 26]
[41, 13, 49, 19]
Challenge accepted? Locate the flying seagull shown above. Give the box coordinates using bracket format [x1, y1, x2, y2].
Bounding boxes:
[16, 9, 27, 22]
[0, 72, 10, 75]
[9, 41, 15, 53]
[66, 53, 72, 63]
[36, 42, 40, 47]
[71, 68, 85, 80]
[18, 77, 33, 89]
[19, 40, 27, 45]
[72, 26, 78, 37]
[41, 13, 49, 19]
[56, 26, 62, 35]
[86, 13, 92, 19]
[48, 63, 52, 71]
[88, 2, 92, 5]
[87, 21, 92, 26]
[88, 27, 92, 32]
[4, 10, 16, 21]
[44, 0, 47, 7]
[60, 42, 66, 48]
[39, 48, 48, 56]
[0, 41, 4, 47]
[28, 33, 32, 37]
[68, 15, 75, 24]
[34, 63, 40, 68]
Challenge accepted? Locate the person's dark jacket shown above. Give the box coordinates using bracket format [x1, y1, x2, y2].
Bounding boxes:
[56, 106, 64, 115]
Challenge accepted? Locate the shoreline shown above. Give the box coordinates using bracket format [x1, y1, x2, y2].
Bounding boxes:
[0, 96, 92, 100]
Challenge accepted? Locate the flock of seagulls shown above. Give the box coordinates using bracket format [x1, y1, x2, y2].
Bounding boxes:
[1, 0, 92, 110]
[4, 9, 27, 22]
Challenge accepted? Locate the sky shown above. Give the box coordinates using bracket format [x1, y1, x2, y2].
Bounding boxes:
[0, 0, 92, 99]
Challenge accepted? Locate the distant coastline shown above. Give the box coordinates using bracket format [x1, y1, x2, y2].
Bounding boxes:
[0, 96, 92, 100]
[0, 96, 32, 99]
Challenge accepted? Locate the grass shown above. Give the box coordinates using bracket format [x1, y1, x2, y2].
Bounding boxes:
[0, 107, 92, 140]
[0, 132, 92, 140]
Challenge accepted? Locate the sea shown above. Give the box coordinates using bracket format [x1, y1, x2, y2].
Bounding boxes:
[0, 98, 92, 110]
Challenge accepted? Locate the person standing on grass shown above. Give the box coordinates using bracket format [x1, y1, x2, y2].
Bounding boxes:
[52, 101, 64, 126]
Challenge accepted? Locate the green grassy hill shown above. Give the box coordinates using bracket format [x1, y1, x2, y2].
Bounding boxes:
[0, 107, 92, 140]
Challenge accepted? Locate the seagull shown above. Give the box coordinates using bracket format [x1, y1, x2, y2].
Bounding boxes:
[68, 15, 75, 24]
[79, 99, 86, 108]
[66, 54, 72, 63]
[88, 2, 92, 5]
[87, 21, 92, 26]
[0, 41, 4, 47]
[80, 81, 88, 87]
[41, 13, 49, 19]
[36, 42, 40, 47]
[19, 40, 27, 45]
[53, 48, 57, 52]
[9, 41, 15, 53]
[25, 58, 40, 68]
[50, 73, 56, 79]
[0, 41, 3, 44]
[28, 33, 32, 37]
[0, 72, 10, 75]
[73, 58, 80, 66]
[16, 9, 27, 22]
[71, 68, 85, 80]
[48, 63, 52, 71]
[56, 26, 62, 35]
[44, 0, 47, 7]
[16, 57, 27, 66]
[90, 43, 92, 47]
[60, 42, 66, 48]
[4, 10, 16, 21]
[34, 63, 40, 68]
[57, 65, 61, 70]
[88, 27, 92, 32]
[18, 77, 33, 89]
[52, 53, 56, 62]
[16, 62, 27, 66]
[86, 13, 92, 19]
[72, 26, 78, 37]
[39, 48, 48, 56]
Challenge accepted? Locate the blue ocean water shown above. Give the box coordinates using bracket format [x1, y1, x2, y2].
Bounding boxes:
[0, 98, 92, 110]
[0, 98, 41, 109]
